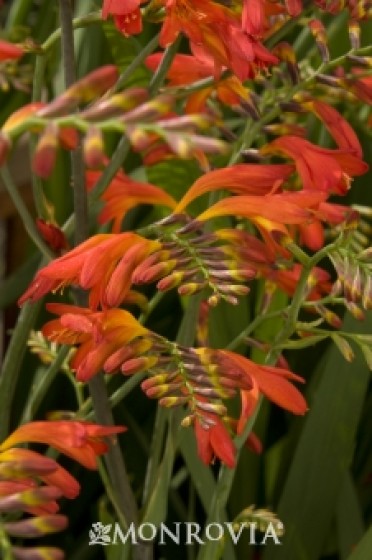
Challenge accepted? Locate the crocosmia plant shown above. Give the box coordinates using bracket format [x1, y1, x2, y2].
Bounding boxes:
[0, 1, 371, 559]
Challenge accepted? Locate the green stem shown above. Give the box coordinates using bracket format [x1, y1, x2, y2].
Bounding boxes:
[30, 57, 49, 219]
[113, 33, 160, 92]
[79, 372, 147, 420]
[20, 346, 71, 424]
[0, 521, 14, 560]
[0, 300, 44, 440]
[0, 167, 53, 259]
[58, 4, 142, 556]
[149, 37, 181, 95]
[41, 11, 102, 53]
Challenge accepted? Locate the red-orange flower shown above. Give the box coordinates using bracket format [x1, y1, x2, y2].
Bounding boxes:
[102, 0, 143, 36]
[261, 135, 368, 195]
[194, 414, 236, 468]
[174, 163, 295, 213]
[298, 97, 363, 158]
[19, 233, 160, 309]
[86, 169, 177, 233]
[159, 0, 278, 81]
[220, 351, 307, 434]
[0, 421, 126, 470]
[146, 50, 252, 114]
[42, 304, 149, 381]
[0, 39, 24, 61]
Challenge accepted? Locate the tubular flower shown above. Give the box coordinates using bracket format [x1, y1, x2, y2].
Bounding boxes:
[174, 163, 295, 213]
[42, 305, 150, 381]
[297, 96, 363, 157]
[19, 233, 160, 310]
[102, 0, 144, 36]
[145, 50, 253, 114]
[261, 135, 368, 195]
[86, 169, 177, 232]
[0, 39, 24, 61]
[195, 191, 327, 252]
[0, 421, 126, 470]
[159, 0, 278, 81]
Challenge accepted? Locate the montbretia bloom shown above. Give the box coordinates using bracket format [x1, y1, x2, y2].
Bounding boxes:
[174, 163, 295, 213]
[102, 0, 144, 36]
[146, 50, 253, 114]
[42, 305, 150, 382]
[297, 97, 363, 157]
[19, 233, 160, 309]
[0, 39, 24, 61]
[86, 169, 177, 232]
[261, 135, 368, 195]
[159, 0, 278, 81]
[0, 421, 126, 470]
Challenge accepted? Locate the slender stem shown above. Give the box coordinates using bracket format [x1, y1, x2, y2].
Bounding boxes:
[79, 372, 147, 420]
[149, 37, 181, 95]
[30, 56, 49, 219]
[41, 11, 102, 53]
[59, 0, 88, 246]
[113, 33, 160, 93]
[58, 4, 142, 556]
[21, 346, 71, 424]
[0, 300, 44, 440]
[0, 167, 53, 259]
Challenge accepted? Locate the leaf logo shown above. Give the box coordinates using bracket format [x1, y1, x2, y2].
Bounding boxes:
[89, 522, 112, 545]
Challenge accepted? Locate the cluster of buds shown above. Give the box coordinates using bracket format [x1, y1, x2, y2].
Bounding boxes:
[0, 420, 124, 559]
[330, 246, 372, 315]
[0, 65, 228, 177]
[40, 304, 306, 467]
[134, 214, 256, 306]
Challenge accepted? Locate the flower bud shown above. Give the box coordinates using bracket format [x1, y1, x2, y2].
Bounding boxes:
[83, 126, 105, 168]
[13, 546, 65, 560]
[4, 515, 68, 537]
[309, 20, 329, 62]
[36, 219, 68, 253]
[121, 356, 158, 375]
[32, 123, 59, 179]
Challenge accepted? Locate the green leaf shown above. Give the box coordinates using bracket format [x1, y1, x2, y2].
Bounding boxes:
[102, 21, 151, 87]
[147, 159, 202, 210]
[346, 526, 372, 560]
[337, 472, 365, 560]
[262, 314, 372, 560]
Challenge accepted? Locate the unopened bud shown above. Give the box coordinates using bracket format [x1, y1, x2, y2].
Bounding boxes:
[81, 88, 148, 121]
[36, 219, 68, 253]
[195, 400, 227, 416]
[273, 42, 299, 83]
[32, 123, 59, 179]
[178, 282, 207, 296]
[83, 126, 105, 168]
[309, 20, 329, 62]
[0, 486, 62, 513]
[332, 334, 354, 362]
[159, 396, 189, 407]
[0, 132, 11, 164]
[348, 20, 361, 49]
[4, 515, 68, 537]
[121, 356, 158, 375]
[345, 301, 365, 320]
[13, 546, 65, 560]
